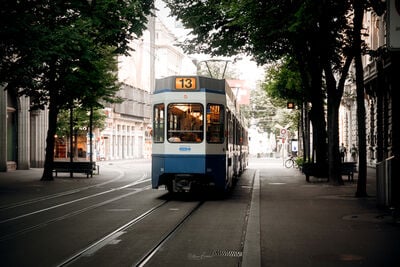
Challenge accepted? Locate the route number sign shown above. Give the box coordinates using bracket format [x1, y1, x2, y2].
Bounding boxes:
[175, 77, 196, 90]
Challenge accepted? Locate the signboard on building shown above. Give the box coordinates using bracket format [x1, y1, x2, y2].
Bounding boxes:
[388, 0, 400, 50]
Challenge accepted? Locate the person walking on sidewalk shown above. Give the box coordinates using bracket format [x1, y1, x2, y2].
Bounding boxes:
[340, 143, 347, 162]
[350, 144, 358, 162]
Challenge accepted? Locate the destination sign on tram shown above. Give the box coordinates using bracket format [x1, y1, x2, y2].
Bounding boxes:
[175, 77, 197, 90]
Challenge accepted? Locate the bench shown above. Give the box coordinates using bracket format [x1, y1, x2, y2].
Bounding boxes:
[341, 162, 357, 182]
[302, 162, 357, 182]
[53, 161, 99, 178]
[301, 162, 328, 182]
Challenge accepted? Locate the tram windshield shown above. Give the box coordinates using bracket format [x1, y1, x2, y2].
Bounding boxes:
[167, 103, 203, 143]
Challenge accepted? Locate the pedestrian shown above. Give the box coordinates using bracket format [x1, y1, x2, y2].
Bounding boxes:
[350, 144, 358, 162]
[340, 143, 347, 162]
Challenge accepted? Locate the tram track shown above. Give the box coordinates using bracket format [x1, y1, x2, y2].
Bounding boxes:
[0, 171, 154, 243]
[55, 198, 205, 267]
[1, 159, 254, 267]
[0, 184, 153, 242]
[0, 174, 150, 224]
[134, 200, 204, 267]
[56, 200, 170, 267]
[0, 170, 126, 211]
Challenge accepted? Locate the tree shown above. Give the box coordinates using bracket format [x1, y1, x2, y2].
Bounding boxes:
[0, 0, 154, 180]
[56, 106, 106, 158]
[57, 107, 106, 139]
[165, 0, 328, 167]
[166, 0, 375, 186]
[352, 0, 368, 197]
[264, 58, 309, 162]
[242, 83, 283, 134]
[171, 0, 380, 193]
[164, 0, 345, 177]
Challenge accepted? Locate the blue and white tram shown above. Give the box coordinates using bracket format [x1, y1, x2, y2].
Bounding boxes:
[151, 76, 248, 193]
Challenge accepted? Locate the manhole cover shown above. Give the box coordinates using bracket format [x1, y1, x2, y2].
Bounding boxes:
[212, 250, 242, 257]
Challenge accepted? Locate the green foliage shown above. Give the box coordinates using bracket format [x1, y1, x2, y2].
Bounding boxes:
[164, 0, 291, 63]
[56, 107, 107, 138]
[240, 81, 299, 135]
[295, 157, 305, 169]
[0, 0, 154, 110]
[264, 57, 304, 104]
[0, 0, 154, 179]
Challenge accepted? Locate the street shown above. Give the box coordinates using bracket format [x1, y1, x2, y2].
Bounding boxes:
[0, 159, 253, 267]
[0, 158, 399, 266]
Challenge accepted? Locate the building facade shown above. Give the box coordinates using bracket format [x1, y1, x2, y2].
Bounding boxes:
[0, 88, 48, 171]
[99, 13, 196, 161]
[98, 84, 152, 160]
[339, 5, 400, 167]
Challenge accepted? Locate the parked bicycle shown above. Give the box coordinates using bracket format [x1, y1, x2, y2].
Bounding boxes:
[285, 155, 298, 168]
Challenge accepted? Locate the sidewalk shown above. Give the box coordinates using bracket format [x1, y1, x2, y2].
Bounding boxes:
[253, 158, 400, 267]
[0, 161, 121, 207]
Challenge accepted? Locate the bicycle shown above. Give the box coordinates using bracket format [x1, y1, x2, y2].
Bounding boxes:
[285, 155, 297, 168]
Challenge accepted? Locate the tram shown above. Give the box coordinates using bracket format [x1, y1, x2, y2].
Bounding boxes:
[151, 76, 248, 193]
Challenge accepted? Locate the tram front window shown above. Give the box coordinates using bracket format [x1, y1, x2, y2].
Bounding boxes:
[167, 103, 203, 143]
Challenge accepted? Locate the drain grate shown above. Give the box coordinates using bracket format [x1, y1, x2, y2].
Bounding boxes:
[212, 250, 243, 257]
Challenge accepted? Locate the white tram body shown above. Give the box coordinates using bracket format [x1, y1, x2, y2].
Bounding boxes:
[151, 76, 248, 193]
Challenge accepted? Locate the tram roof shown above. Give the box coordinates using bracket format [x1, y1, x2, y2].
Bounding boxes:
[154, 75, 241, 114]
[155, 76, 226, 94]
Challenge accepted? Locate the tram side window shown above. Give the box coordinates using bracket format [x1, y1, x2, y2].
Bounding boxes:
[153, 104, 164, 143]
[167, 103, 203, 143]
[206, 104, 224, 143]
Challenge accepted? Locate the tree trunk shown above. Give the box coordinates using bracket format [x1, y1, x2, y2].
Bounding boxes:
[310, 93, 328, 165]
[353, 0, 367, 197]
[324, 53, 355, 185]
[41, 100, 58, 181]
[294, 40, 328, 166]
[355, 50, 367, 197]
[308, 57, 328, 165]
[69, 106, 74, 178]
[327, 94, 343, 184]
[324, 62, 344, 185]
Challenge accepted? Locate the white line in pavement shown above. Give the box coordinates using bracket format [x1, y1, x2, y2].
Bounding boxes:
[0, 169, 126, 210]
[0, 175, 150, 224]
[242, 169, 261, 267]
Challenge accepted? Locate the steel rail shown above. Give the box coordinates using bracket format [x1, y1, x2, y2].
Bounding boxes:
[134, 201, 204, 267]
[0, 176, 150, 224]
[0, 170, 126, 210]
[0, 185, 152, 242]
[56, 199, 170, 267]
